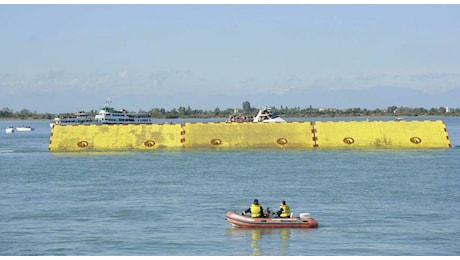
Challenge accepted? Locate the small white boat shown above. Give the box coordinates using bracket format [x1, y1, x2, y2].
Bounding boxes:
[226, 108, 286, 123]
[5, 127, 14, 134]
[15, 126, 34, 131]
[253, 108, 286, 122]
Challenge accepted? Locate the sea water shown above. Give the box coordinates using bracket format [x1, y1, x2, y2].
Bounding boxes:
[0, 117, 459, 256]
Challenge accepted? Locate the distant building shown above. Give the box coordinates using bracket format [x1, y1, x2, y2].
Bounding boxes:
[446, 107, 450, 113]
[319, 108, 337, 112]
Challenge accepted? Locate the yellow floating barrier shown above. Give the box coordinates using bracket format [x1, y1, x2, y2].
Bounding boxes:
[49, 123, 184, 150]
[48, 120, 451, 151]
[313, 120, 451, 148]
[182, 122, 315, 148]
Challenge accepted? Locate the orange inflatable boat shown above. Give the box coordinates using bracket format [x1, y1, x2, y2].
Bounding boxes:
[225, 211, 319, 229]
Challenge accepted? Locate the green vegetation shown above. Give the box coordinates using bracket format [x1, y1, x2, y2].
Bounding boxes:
[0, 101, 458, 120]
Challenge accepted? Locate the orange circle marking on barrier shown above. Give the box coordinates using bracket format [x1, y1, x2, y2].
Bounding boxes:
[144, 140, 156, 147]
[210, 138, 222, 145]
[410, 137, 422, 144]
[77, 141, 89, 148]
[343, 137, 355, 145]
[276, 138, 288, 145]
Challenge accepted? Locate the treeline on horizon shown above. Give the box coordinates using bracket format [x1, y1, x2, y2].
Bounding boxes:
[0, 101, 458, 120]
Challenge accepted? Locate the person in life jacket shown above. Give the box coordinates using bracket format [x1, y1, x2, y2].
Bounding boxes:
[276, 200, 291, 218]
[243, 199, 264, 218]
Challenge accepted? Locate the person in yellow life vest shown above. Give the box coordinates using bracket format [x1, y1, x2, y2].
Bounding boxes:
[243, 199, 264, 218]
[276, 200, 291, 218]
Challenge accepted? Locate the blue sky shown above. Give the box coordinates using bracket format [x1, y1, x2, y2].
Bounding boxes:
[1, 4, 459, 113]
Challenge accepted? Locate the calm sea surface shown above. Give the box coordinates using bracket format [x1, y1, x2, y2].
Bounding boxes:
[1, 117, 459, 256]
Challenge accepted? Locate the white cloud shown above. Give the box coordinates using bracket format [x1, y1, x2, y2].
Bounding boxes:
[118, 70, 129, 79]
[1, 67, 459, 104]
[297, 69, 460, 94]
[273, 85, 296, 95]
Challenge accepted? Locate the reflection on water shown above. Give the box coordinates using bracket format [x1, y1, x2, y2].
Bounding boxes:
[251, 229, 262, 256]
[226, 228, 292, 256]
[279, 229, 292, 256]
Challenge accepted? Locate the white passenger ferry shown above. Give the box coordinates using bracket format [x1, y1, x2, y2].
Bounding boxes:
[94, 101, 152, 124]
[50, 101, 153, 128]
[50, 111, 93, 128]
